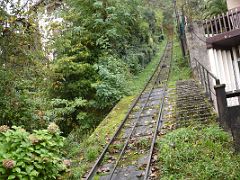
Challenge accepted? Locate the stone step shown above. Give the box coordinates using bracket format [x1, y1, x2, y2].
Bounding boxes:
[176, 80, 214, 124]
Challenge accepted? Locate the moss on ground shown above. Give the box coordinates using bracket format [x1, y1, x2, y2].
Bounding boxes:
[64, 96, 135, 179]
[64, 40, 167, 179]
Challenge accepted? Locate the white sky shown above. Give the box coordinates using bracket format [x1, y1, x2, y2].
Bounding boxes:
[4, 0, 39, 14]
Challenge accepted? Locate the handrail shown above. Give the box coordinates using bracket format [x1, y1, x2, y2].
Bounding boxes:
[192, 58, 220, 106]
[203, 7, 240, 37]
[203, 8, 240, 24]
[193, 58, 220, 84]
[226, 90, 240, 98]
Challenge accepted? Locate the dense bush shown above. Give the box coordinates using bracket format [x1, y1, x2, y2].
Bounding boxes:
[0, 124, 67, 179]
[0, 0, 164, 138]
[0, 1, 50, 130]
[0, 64, 50, 131]
[95, 55, 129, 109]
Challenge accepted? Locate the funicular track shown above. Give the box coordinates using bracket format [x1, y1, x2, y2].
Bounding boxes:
[86, 41, 173, 180]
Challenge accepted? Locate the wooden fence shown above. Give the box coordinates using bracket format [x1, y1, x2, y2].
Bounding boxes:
[203, 7, 240, 37]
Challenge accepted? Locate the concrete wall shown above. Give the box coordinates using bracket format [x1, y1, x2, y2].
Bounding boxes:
[227, 0, 240, 10]
[185, 21, 220, 108]
[185, 21, 210, 70]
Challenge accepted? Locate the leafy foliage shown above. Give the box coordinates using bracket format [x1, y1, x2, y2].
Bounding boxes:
[177, 0, 205, 20]
[204, 0, 228, 18]
[0, 124, 66, 179]
[177, 0, 227, 20]
[0, 63, 51, 131]
[49, 0, 164, 135]
[62, 41, 167, 179]
[95, 55, 129, 109]
[0, 1, 49, 130]
[168, 38, 191, 87]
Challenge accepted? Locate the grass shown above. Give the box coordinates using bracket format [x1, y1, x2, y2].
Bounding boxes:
[63, 40, 167, 179]
[63, 96, 135, 179]
[168, 38, 191, 88]
[157, 122, 240, 179]
[128, 40, 167, 94]
[157, 37, 240, 179]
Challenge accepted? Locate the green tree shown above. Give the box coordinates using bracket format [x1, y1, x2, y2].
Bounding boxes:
[0, 1, 48, 130]
[49, 0, 163, 135]
[204, 0, 228, 18]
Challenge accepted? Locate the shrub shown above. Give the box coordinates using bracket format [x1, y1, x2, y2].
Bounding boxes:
[95, 55, 129, 109]
[0, 124, 67, 179]
[0, 64, 51, 132]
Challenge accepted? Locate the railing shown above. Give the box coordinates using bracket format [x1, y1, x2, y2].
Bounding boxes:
[203, 7, 240, 37]
[226, 89, 240, 106]
[215, 84, 240, 151]
[193, 58, 220, 105]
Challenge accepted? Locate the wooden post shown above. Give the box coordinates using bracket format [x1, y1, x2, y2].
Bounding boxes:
[218, 15, 223, 33]
[214, 16, 219, 34]
[214, 84, 230, 131]
[222, 13, 227, 32]
[227, 12, 232, 30]
[229, 106, 240, 152]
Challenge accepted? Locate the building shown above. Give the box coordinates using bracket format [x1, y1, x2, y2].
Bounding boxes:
[204, 0, 240, 106]
[183, 0, 240, 148]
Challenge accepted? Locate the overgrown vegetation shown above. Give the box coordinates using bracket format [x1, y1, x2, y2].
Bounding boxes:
[158, 123, 240, 179]
[168, 37, 191, 88]
[63, 41, 167, 179]
[0, 1, 49, 131]
[204, 0, 228, 18]
[0, 0, 165, 135]
[49, 0, 165, 136]
[1, 0, 236, 179]
[159, 33, 240, 179]
[0, 0, 168, 177]
[177, 0, 228, 20]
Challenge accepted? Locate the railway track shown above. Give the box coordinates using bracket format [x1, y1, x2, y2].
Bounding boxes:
[86, 41, 173, 180]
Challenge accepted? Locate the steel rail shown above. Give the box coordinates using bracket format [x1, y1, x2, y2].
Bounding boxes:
[86, 42, 169, 180]
[144, 42, 173, 180]
[108, 72, 159, 179]
[144, 85, 166, 180]
[107, 44, 171, 179]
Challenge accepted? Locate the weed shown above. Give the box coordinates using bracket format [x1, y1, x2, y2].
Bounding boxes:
[158, 124, 240, 179]
[86, 147, 99, 161]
